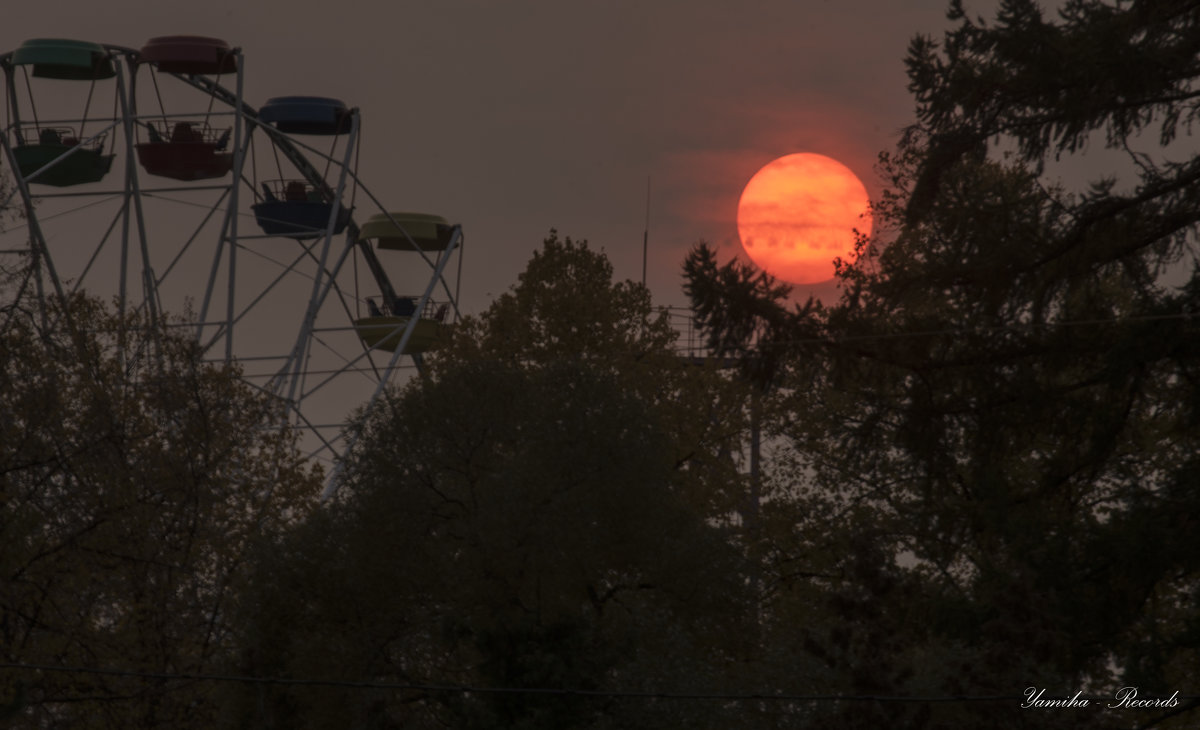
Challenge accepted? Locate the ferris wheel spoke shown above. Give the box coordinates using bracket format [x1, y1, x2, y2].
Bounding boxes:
[70, 198, 126, 296]
[145, 187, 233, 286]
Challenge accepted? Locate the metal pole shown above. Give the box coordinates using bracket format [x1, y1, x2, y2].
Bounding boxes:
[121, 54, 162, 363]
[281, 110, 360, 407]
[642, 176, 650, 288]
[225, 50, 246, 364]
[0, 68, 69, 326]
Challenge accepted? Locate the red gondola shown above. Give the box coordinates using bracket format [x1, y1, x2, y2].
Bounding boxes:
[134, 36, 237, 181]
[135, 120, 232, 181]
[139, 35, 237, 75]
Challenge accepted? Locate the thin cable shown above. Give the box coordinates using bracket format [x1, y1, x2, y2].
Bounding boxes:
[321, 132, 334, 183]
[15, 308, 1200, 366]
[766, 310, 1200, 349]
[0, 661, 1131, 704]
[454, 232, 465, 322]
[269, 131, 283, 189]
[350, 115, 360, 210]
[249, 133, 259, 197]
[203, 70, 217, 124]
[353, 237, 360, 319]
[21, 67, 38, 135]
[150, 66, 168, 129]
[80, 75, 96, 140]
[1, 191, 121, 230]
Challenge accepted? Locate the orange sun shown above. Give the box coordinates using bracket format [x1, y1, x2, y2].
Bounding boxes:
[736, 152, 872, 285]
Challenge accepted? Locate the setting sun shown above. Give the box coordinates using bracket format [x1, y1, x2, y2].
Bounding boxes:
[736, 153, 872, 284]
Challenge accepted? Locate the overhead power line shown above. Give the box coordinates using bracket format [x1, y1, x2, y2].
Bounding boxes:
[3, 662, 1196, 707]
[0, 662, 1019, 703]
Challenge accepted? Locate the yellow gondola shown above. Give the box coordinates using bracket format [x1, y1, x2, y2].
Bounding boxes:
[354, 212, 457, 353]
[352, 315, 446, 354]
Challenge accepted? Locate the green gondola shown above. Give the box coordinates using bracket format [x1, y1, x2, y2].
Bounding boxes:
[9, 39, 117, 186]
[12, 38, 116, 80]
[13, 128, 114, 187]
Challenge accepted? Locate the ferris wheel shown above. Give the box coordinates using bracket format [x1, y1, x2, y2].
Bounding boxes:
[0, 37, 464, 476]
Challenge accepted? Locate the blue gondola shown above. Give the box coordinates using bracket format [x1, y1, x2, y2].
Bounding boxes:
[252, 179, 351, 238]
[251, 96, 353, 237]
[258, 96, 352, 135]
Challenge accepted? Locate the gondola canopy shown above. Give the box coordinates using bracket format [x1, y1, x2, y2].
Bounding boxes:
[258, 96, 352, 135]
[12, 38, 116, 80]
[139, 36, 237, 75]
[360, 213, 455, 251]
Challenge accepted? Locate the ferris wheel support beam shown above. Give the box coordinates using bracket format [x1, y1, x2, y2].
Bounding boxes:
[197, 220, 227, 341]
[192, 52, 248, 361]
[201, 238, 322, 353]
[319, 224, 463, 501]
[0, 132, 67, 323]
[224, 50, 246, 364]
[279, 233, 368, 396]
[152, 186, 232, 287]
[279, 111, 361, 407]
[2, 59, 25, 147]
[0, 66, 68, 330]
[115, 57, 162, 366]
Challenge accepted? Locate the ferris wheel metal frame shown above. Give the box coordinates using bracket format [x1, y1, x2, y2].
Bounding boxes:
[0, 37, 464, 483]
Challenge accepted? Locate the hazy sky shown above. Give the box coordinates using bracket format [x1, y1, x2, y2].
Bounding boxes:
[3, 0, 966, 312]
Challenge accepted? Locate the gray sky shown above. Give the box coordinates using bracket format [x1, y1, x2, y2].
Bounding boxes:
[3, 0, 961, 311]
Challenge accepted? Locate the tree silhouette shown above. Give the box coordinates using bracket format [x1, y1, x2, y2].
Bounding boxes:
[686, 2, 1200, 727]
[231, 233, 755, 729]
[0, 289, 320, 729]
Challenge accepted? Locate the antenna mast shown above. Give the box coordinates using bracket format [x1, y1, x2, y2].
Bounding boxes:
[642, 176, 651, 287]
